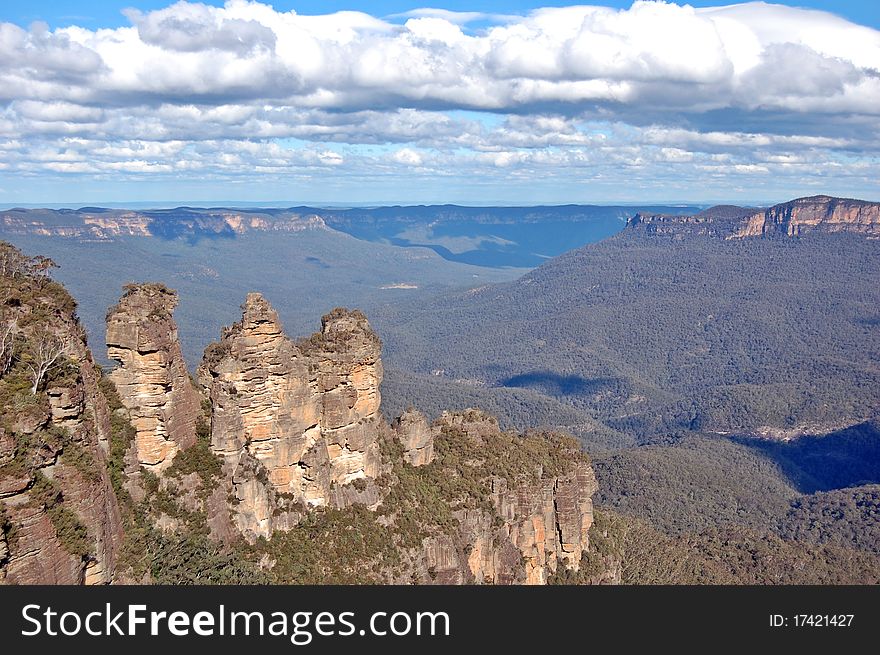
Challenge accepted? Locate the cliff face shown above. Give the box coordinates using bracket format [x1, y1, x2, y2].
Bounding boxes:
[628, 196, 880, 240]
[106, 284, 200, 471]
[408, 412, 597, 585]
[393, 409, 436, 467]
[732, 196, 880, 238]
[0, 243, 122, 584]
[0, 208, 325, 241]
[198, 294, 382, 539]
[627, 212, 720, 237]
[106, 287, 604, 584]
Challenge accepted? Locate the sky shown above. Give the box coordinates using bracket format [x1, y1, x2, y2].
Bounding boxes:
[0, 1, 878, 205]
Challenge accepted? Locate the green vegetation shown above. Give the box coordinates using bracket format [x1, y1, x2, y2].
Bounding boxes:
[119, 520, 268, 584]
[778, 485, 880, 553]
[594, 434, 799, 535]
[379, 415, 586, 547]
[29, 472, 91, 558]
[741, 419, 880, 493]
[165, 435, 223, 488]
[60, 434, 100, 484]
[98, 372, 137, 500]
[254, 505, 400, 584]
[552, 509, 880, 585]
[382, 368, 631, 450]
[691, 527, 880, 584]
[374, 232, 880, 439]
[0, 504, 16, 552]
[165, 440, 222, 485]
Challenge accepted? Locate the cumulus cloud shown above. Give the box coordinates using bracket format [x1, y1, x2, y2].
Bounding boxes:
[2, 1, 875, 116]
[392, 148, 424, 165]
[124, 2, 277, 54]
[0, 0, 877, 200]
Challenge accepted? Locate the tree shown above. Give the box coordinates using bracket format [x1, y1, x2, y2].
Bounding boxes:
[0, 242, 30, 278]
[0, 315, 15, 377]
[24, 330, 69, 394]
[31, 256, 58, 289]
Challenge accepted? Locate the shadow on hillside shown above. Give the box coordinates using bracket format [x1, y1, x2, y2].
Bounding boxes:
[502, 371, 617, 397]
[734, 420, 880, 493]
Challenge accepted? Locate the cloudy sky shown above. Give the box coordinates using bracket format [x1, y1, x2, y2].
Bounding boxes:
[0, 1, 878, 205]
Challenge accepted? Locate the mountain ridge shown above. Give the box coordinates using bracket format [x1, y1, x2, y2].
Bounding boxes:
[627, 195, 880, 239]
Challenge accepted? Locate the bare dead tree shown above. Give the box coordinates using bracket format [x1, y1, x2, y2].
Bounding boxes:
[0, 316, 16, 377]
[25, 330, 69, 394]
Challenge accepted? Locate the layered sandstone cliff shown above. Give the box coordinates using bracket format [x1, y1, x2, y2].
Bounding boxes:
[0, 244, 122, 584]
[732, 196, 880, 238]
[197, 294, 382, 539]
[0, 208, 325, 241]
[106, 284, 200, 471]
[406, 411, 597, 585]
[4, 243, 609, 585]
[393, 409, 435, 467]
[628, 196, 880, 239]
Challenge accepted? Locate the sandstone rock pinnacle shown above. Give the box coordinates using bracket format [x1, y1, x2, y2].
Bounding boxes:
[198, 295, 383, 539]
[106, 283, 200, 471]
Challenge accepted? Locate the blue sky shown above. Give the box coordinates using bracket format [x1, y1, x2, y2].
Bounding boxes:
[0, 1, 878, 205]
[2, 1, 877, 29]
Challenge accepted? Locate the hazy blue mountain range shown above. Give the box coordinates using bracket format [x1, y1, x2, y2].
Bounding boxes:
[0, 202, 698, 366]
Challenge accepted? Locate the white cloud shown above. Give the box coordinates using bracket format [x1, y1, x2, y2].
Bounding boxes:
[0, 1, 870, 116]
[392, 148, 424, 165]
[0, 1, 877, 200]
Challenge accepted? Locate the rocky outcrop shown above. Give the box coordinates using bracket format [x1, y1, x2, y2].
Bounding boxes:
[412, 411, 597, 585]
[732, 196, 880, 238]
[628, 205, 757, 238]
[106, 284, 200, 471]
[198, 294, 382, 539]
[393, 409, 435, 467]
[1, 244, 123, 584]
[300, 306, 384, 486]
[628, 196, 880, 240]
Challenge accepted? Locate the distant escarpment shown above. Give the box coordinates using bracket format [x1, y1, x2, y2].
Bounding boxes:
[0, 207, 326, 241]
[733, 196, 880, 238]
[628, 195, 880, 239]
[1, 240, 611, 585]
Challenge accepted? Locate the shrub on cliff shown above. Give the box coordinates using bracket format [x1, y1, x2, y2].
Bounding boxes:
[29, 472, 92, 558]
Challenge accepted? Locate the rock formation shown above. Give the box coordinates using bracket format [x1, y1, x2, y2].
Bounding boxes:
[393, 409, 435, 466]
[106, 284, 200, 471]
[628, 196, 880, 239]
[409, 411, 597, 585]
[0, 207, 326, 241]
[3, 239, 611, 585]
[198, 294, 382, 538]
[732, 195, 880, 238]
[1, 243, 122, 584]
